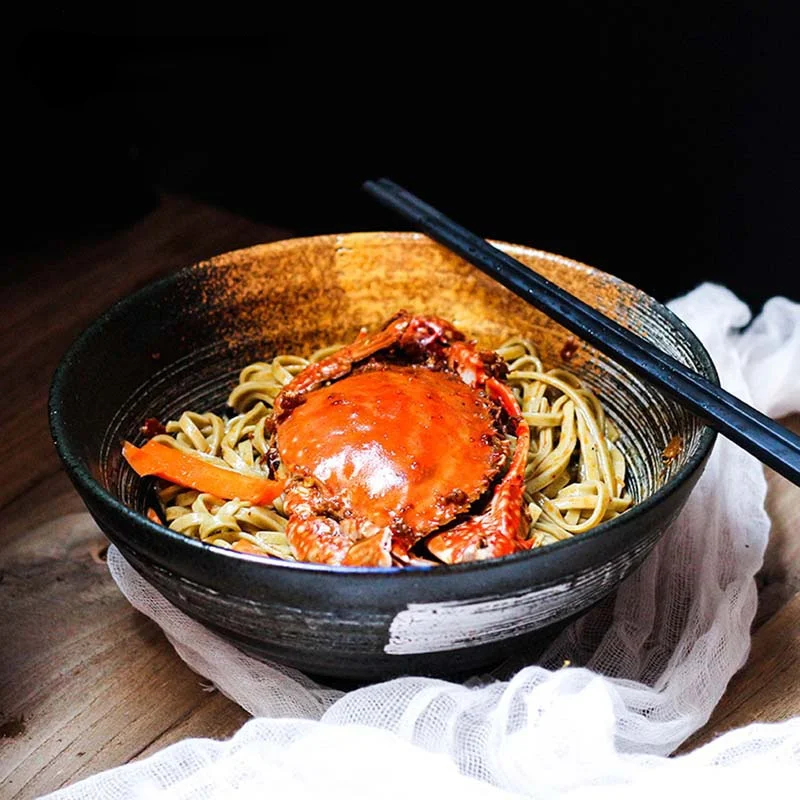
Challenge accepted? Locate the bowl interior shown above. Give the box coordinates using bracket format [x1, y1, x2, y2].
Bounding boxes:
[56, 232, 715, 555]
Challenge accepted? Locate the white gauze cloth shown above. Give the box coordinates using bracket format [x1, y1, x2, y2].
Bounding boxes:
[45, 285, 800, 799]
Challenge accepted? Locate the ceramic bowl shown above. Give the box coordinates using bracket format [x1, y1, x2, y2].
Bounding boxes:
[49, 232, 717, 680]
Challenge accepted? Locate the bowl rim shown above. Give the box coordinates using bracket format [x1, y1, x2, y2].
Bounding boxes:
[49, 231, 719, 578]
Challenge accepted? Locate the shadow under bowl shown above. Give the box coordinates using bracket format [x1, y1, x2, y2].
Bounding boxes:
[49, 232, 717, 681]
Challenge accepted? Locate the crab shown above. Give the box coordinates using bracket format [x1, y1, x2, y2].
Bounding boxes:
[272, 311, 532, 567]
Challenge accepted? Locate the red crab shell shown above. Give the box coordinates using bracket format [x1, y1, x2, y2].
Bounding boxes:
[273, 312, 531, 567]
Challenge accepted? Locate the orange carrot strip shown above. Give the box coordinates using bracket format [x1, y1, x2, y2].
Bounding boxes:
[122, 440, 285, 505]
[146, 507, 164, 526]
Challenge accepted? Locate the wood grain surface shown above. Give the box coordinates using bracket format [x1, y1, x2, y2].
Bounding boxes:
[1, 193, 799, 798]
[0, 195, 281, 798]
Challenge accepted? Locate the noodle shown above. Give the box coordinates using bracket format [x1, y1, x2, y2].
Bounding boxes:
[149, 336, 631, 560]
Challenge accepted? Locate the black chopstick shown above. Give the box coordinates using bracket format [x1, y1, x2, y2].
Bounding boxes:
[363, 178, 800, 488]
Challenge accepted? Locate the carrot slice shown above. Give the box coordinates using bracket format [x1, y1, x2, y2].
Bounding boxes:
[122, 440, 285, 505]
[146, 507, 165, 526]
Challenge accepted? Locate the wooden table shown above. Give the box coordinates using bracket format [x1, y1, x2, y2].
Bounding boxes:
[2, 193, 799, 797]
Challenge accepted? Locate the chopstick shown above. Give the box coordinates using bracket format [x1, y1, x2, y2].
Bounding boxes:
[363, 177, 800, 487]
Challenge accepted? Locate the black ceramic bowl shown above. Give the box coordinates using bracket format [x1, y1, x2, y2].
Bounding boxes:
[50, 233, 717, 680]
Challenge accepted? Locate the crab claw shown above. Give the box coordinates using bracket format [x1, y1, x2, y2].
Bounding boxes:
[342, 530, 393, 567]
[426, 378, 531, 564]
[285, 516, 352, 565]
[274, 312, 465, 422]
[446, 341, 508, 388]
[285, 497, 394, 567]
[274, 313, 411, 421]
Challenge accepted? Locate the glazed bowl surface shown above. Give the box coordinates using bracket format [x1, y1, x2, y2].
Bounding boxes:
[49, 232, 717, 680]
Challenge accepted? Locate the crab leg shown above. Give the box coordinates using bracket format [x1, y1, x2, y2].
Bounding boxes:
[426, 378, 531, 564]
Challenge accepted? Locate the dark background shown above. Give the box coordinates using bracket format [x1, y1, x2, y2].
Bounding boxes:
[4, 11, 799, 311]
